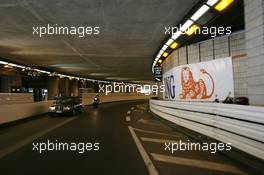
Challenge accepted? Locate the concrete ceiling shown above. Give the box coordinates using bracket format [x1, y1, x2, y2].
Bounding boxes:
[0, 0, 199, 82]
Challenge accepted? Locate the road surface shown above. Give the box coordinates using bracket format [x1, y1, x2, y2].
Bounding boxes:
[0, 100, 247, 175]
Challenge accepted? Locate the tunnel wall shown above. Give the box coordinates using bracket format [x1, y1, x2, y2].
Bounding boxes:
[244, 0, 264, 105]
[82, 93, 151, 105]
[0, 75, 22, 93]
[162, 31, 248, 99]
[0, 93, 33, 104]
[0, 93, 150, 125]
[0, 100, 54, 124]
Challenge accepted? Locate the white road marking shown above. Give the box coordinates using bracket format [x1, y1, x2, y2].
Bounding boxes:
[137, 119, 149, 124]
[127, 111, 131, 115]
[137, 119, 161, 126]
[126, 116, 131, 122]
[133, 127, 181, 138]
[151, 153, 246, 175]
[141, 137, 180, 144]
[0, 117, 77, 159]
[128, 126, 159, 175]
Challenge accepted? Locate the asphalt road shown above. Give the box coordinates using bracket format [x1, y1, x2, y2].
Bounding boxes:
[0, 100, 248, 175]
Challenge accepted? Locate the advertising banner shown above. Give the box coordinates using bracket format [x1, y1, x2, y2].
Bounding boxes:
[163, 57, 234, 101]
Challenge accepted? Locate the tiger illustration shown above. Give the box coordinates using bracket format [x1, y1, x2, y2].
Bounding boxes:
[180, 67, 214, 99]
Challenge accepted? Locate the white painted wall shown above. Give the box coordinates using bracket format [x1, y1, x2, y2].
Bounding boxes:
[82, 93, 151, 105]
[0, 100, 54, 124]
[0, 93, 33, 104]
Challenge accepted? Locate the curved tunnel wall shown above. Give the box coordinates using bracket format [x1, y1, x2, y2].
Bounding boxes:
[162, 31, 248, 99]
[161, 0, 264, 106]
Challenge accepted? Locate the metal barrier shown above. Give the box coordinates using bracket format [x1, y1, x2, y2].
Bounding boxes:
[149, 99, 264, 160]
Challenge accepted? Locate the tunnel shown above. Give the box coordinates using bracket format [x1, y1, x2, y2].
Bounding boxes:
[0, 0, 263, 174]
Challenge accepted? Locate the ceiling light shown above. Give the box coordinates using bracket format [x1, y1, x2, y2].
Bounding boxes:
[162, 52, 168, 58]
[191, 5, 210, 21]
[162, 45, 168, 51]
[166, 38, 174, 46]
[4, 64, 13, 68]
[159, 50, 164, 55]
[158, 59, 163, 64]
[207, 0, 219, 6]
[172, 31, 182, 40]
[170, 42, 178, 49]
[186, 25, 199, 35]
[157, 54, 161, 58]
[180, 20, 194, 32]
[215, 0, 234, 11]
[0, 61, 8, 65]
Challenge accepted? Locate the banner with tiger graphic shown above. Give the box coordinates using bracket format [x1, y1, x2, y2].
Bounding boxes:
[163, 57, 234, 101]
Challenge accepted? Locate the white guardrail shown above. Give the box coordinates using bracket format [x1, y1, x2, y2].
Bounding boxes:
[150, 99, 264, 160]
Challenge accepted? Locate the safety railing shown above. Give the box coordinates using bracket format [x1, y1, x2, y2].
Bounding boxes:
[149, 99, 264, 160]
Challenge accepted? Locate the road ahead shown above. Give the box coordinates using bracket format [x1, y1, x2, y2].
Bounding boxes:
[0, 100, 247, 175]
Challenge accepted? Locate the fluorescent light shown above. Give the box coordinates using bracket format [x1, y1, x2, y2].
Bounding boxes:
[215, 0, 234, 11]
[180, 20, 194, 32]
[170, 42, 178, 49]
[172, 31, 181, 40]
[0, 61, 8, 65]
[159, 50, 164, 55]
[8, 63, 18, 67]
[162, 45, 168, 51]
[166, 38, 174, 46]
[207, 0, 219, 6]
[157, 54, 161, 58]
[191, 5, 210, 21]
[34, 69, 50, 74]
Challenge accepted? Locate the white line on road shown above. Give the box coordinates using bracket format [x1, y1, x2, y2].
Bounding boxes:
[141, 137, 180, 144]
[151, 153, 246, 175]
[126, 116, 131, 122]
[0, 117, 77, 159]
[128, 126, 159, 175]
[127, 111, 131, 115]
[133, 127, 181, 138]
[137, 119, 162, 126]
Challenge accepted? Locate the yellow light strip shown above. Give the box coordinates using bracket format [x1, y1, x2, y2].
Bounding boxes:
[162, 52, 168, 58]
[4, 64, 13, 68]
[170, 42, 178, 49]
[186, 25, 199, 36]
[215, 0, 234, 12]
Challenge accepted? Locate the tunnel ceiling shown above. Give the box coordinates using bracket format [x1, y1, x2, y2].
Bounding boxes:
[0, 0, 201, 83]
